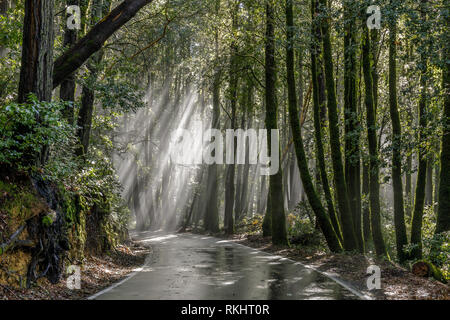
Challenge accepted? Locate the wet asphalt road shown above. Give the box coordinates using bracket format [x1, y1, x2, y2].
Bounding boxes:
[93, 231, 360, 300]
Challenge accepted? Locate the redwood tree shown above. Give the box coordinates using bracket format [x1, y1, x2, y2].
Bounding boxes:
[265, 0, 288, 245]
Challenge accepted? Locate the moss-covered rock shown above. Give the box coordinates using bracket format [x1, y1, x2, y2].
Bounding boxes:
[0, 179, 47, 287]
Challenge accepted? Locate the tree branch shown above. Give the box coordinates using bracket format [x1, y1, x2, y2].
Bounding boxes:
[53, 0, 154, 88]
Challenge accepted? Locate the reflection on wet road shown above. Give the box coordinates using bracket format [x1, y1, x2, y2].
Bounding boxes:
[94, 231, 359, 300]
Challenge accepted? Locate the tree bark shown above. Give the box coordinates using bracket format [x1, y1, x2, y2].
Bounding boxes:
[285, 0, 342, 252]
[18, 0, 54, 103]
[405, 152, 412, 216]
[362, 25, 388, 257]
[388, 3, 408, 262]
[410, 0, 429, 260]
[204, 15, 221, 233]
[75, 0, 107, 157]
[343, 0, 362, 251]
[436, 0, 450, 234]
[133, 160, 145, 231]
[223, 0, 239, 235]
[265, 0, 288, 245]
[311, 0, 342, 244]
[0, 0, 10, 58]
[240, 84, 253, 217]
[59, 0, 81, 123]
[17, 0, 54, 167]
[425, 160, 433, 205]
[317, 0, 357, 251]
[362, 161, 371, 247]
[234, 112, 245, 221]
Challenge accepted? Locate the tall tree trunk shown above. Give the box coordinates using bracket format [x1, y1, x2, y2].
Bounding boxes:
[362, 25, 388, 257]
[204, 0, 221, 233]
[388, 3, 408, 263]
[362, 161, 371, 247]
[240, 85, 253, 217]
[182, 169, 205, 231]
[318, 0, 357, 251]
[311, 0, 342, 243]
[285, 0, 342, 252]
[371, 29, 379, 112]
[343, 0, 362, 252]
[436, 0, 450, 233]
[17, 0, 54, 167]
[425, 160, 433, 205]
[133, 161, 145, 231]
[60, 0, 80, 123]
[234, 112, 245, 221]
[223, 0, 239, 235]
[265, 0, 288, 245]
[18, 0, 54, 103]
[0, 0, 10, 58]
[405, 153, 413, 216]
[17, 0, 74, 287]
[262, 189, 272, 236]
[75, 0, 107, 157]
[410, 0, 429, 260]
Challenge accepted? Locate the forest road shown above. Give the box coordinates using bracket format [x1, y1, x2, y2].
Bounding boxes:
[92, 231, 361, 300]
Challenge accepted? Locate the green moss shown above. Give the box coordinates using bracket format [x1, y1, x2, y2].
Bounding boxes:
[417, 260, 448, 284]
[0, 180, 45, 229]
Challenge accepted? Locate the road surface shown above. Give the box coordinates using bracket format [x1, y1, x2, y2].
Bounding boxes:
[92, 231, 361, 300]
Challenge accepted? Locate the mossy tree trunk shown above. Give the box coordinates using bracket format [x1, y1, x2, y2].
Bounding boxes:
[285, 0, 342, 251]
[425, 160, 434, 206]
[405, 152, 413, 216]
[75, 0, 109, 157]
[362, 25, 388, 257]
[0, 0, 10, 58]
[388, 3, 408, 263]
[343, 0, 363, 252]
[60, 0, 80, 124]
[310, 0, 343, 247]
[410, 0, 429, 260]
[436, 0, 450, 235]
[362, 161, 371, 249]
[239, 80, 253, 218]
[204, 0, 221, 234]
[223, 0, 239, 235]
[317, 0, 357, 251]
[265, 0, 288, 245]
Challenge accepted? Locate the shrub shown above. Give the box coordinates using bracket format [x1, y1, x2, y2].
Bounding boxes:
[0, 95, 73, 170]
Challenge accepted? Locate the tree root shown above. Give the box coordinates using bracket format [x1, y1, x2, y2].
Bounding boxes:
[0, 225, 27, 255]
